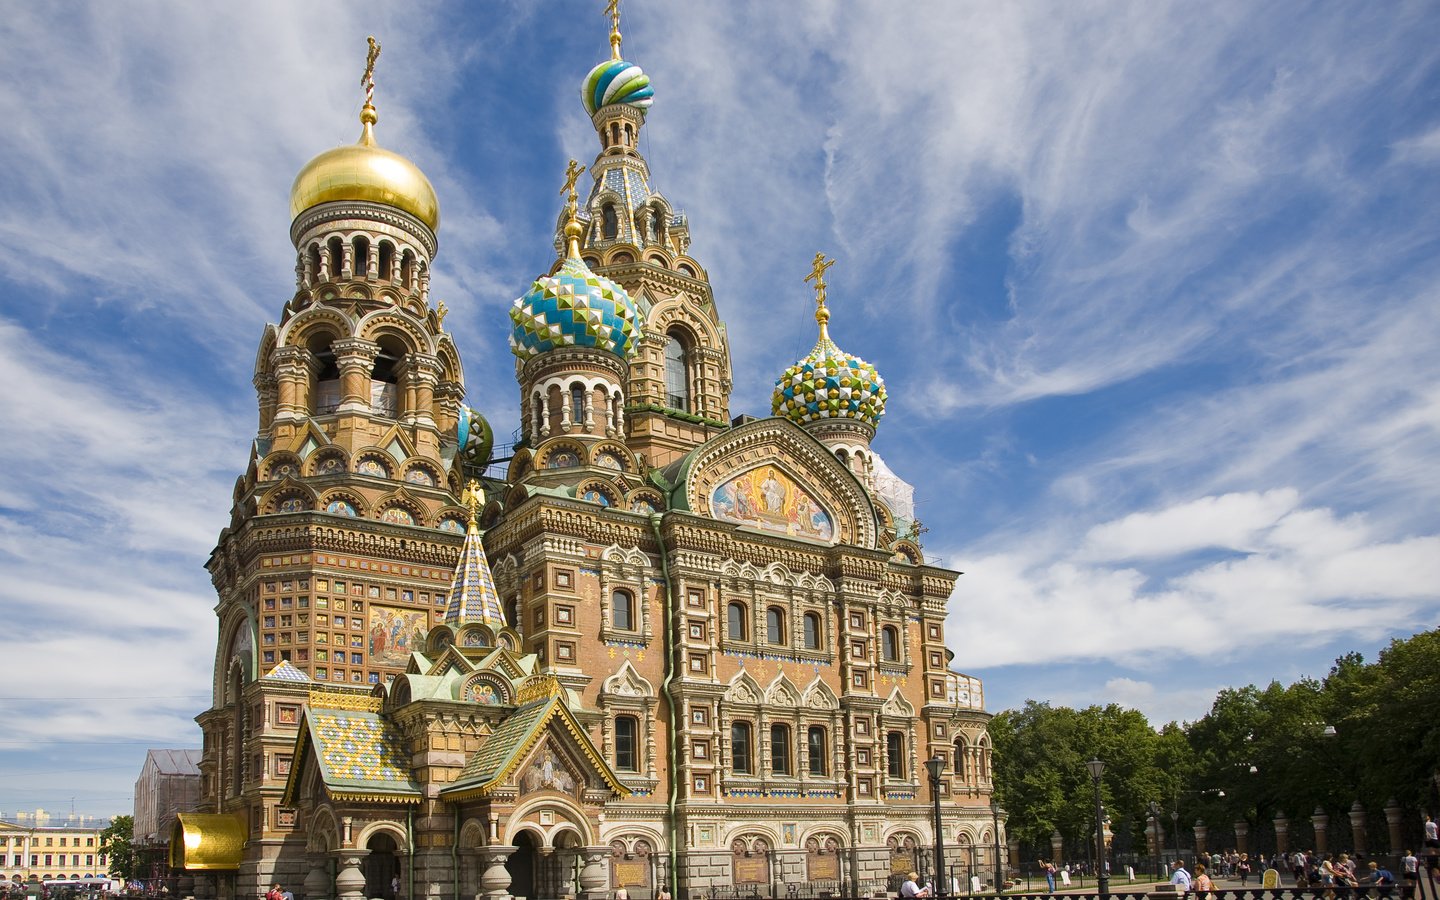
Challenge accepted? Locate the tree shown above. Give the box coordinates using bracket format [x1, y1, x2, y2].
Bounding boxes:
[99, 815, 138, 881]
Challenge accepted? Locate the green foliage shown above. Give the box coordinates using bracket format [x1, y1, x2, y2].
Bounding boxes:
[993, 629, 1440, 859]
[98, 815, 137, 881]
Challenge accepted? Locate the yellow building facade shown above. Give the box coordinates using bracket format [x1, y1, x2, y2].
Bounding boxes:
[1, 821, 107, 884]
[186, 15, 1000, 900]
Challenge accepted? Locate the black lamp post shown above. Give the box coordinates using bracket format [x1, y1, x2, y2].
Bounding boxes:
[1170, 809, 1180, 865]
[926, 756, 947, 900]
[1147, 802, 1162, 880]
[1086, 759, 1109, 900]
[990, 799, 1005, 894]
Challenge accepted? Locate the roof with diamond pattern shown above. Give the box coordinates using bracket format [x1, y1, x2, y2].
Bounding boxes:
[773, 332, 888, 429]
[294, 709, 419, 803]
[509, 255, 642, 361]
[262, 660, 311, 683]
[443, 520, 504, 628]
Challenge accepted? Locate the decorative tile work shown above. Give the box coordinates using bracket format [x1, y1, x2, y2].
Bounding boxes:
[509, 256, 642, 361]
[263, 661, 311, 683]
[443, 522, 504, 628]
[773, 332, 887, 429]
[308, 710, 416, 793]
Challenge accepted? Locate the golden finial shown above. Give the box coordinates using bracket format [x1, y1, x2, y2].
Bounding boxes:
[605, 0, 623, 60]
[805, 252, 835, 339]
[463, 478, 485, 529]
[560, 158, 587, 258]
[359, 36, 382, 142]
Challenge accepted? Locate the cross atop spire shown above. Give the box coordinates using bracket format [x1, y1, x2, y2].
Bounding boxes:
[560, 158, 587, 259]
[360, 36, 381, 132]
[605, 0, 623, 60]
[805, 252, 836, 340]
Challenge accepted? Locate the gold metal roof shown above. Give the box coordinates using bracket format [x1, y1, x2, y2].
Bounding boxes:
[170, 814, 247, 871]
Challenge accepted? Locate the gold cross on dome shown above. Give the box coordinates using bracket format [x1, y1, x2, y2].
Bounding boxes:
[605, 0, 623, 59]
[805, 252, 835, 334]
[463, 478, 485, 525]
[362, 36, 381, 103]
[561, 159, 586, 206]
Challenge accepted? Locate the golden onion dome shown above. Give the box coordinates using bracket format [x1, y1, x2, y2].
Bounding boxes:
[289, 103, 439, 231]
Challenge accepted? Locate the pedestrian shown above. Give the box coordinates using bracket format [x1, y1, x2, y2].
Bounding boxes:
[1041, 859, 1056, 894]
[900, 872, 930, 898]
[1193, 864, 1214, 899]
[390, 875, 400, 900]
[264, 885, 281, 900]
[613, 887, 628, 900]
[1171, 860, 1192, 894]
[1238, 853, 1251, 887]
[1402, 850, 1419, 886]
[1426, 815, 1439, 850]
[657, 885, 672, 900]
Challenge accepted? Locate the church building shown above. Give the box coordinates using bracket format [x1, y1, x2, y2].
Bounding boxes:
[179, 11, 999, 900]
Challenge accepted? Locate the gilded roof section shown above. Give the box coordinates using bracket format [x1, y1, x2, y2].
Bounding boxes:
[170, 814, 246, 871]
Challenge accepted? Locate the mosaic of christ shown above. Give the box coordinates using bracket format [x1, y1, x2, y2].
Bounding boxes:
[709, 465, 834, 542]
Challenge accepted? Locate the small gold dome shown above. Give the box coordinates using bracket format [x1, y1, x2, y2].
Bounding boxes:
[289, 105, 440, 231]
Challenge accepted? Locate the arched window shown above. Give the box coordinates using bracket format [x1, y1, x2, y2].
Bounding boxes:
[727, 602, 747, 641]
[570, 385, 586, 424]
[886, 731, 905, 780]
[802, 612, 821, 650]
[612, 589, 635, 632]
[352, 236, 370, 278]
[602, 204, 619, 240]
[377, 241, 395, 282]
[807, 726, 827, 775]
[327, 236, 345, 278]
[307, 243, 323, 282]
[766, 608, 785, 645]
[615, 715, 638, 772]
[770, 723, 791, 774]
[731, 721, 753, 774]
[953, 738, 968, 778]
[664, 332, 689, 411]
[400, 249, 415, 289]
[881, 625, 899, 661]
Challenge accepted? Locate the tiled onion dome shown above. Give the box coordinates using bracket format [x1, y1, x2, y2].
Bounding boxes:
[581, 59, 654, 115]
[509, 256, 642, 361]
[772, 334, 888, 430]
[456, 405, 493, 469]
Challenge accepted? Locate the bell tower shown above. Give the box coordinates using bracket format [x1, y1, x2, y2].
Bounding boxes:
[570, 3, 734, 467]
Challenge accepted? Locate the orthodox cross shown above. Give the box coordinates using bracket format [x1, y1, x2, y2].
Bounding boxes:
[561, 158, 587, 209]
[605, 0, 623, 60]
[805, 252, 835, 326]
[362, 36, 381, 105]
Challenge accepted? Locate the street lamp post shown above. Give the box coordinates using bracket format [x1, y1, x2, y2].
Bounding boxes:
[1086, 759, 1110, 900]
[990, 799, 1005, 894]
[1148, 802, 1162, 880]
[926, 756, 947, 900]
[1170, 809, 1180, 865]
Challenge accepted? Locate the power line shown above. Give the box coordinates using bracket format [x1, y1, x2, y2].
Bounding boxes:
[0, 695, 208, 701]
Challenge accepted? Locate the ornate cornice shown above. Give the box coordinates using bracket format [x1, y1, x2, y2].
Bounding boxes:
[290, 200, 437, 258]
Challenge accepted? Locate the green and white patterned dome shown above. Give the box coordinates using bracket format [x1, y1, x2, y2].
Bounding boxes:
[509, 255, 642, 362]
[772, 329, 887, 430]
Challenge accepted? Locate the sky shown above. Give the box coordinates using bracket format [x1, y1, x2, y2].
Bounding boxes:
[1, 1, 1438, 822]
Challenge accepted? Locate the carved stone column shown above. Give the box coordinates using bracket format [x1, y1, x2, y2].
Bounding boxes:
[398, 353, 442, 428]
[1232, 820, 1247, 855]
[1385, 800, 1404, 855]
[578, 847, 610, 900]
[478, 848, 514, 900]
[332, 338, 381, 413]
[333, 850, 368, 900]
[303, 853, 331, 900]
[1273, 812, 1289, 855]
[1194, 820, 1209, 857]
[255, 371, 279, 433]
[1311, 807, 1329, 856]
[271, 346, 316, 424]
[1348, 801, 1367, 856]
[1050, 831, 1063, 866]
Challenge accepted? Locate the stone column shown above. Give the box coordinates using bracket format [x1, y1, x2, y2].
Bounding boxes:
[271, 346, 316, 424]
[1273, 812, 1289, 855]
[332, 850, 368, 900]
[1385, 800, 1404, 856]
[1145, 820, 1159, 856]
[577, 848, 609, 900]
[478, 848, 514, 900]
[1050, 831, 1063, 866]
[303, 853, 331, 900]
[400, 353, 442, 428]
[1311, 807, 1329, 856]
[1194, 820, 1209, 857]
[332, 338, 381, 413]
[1349, 801, 1367, 856]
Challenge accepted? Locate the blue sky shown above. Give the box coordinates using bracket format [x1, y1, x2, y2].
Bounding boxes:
[1, 1, 1438, 821]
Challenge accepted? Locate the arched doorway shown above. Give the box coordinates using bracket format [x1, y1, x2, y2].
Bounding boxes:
[364, 833, 400, 900]
[507, 831, 540, 900]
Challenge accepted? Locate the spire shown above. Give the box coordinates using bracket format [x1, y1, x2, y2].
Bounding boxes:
[805, 252, 837, 345]
[605, 0, 623, 61]
[360, 35, 381, 145]
[560, 158, 587, 259]
[443, 479, 505, 628]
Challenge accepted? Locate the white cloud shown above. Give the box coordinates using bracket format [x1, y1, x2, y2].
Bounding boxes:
[1080, 489, 1300, 562]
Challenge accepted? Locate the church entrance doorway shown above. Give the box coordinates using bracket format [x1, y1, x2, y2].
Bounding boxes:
[364, 833, 400, 900]
[507, 830, 540, 900]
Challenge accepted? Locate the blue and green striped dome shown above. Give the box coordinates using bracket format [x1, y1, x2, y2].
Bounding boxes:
[509, 256, 642, 362]
[773, 335, 887, 430]
[581, 59, 654, 116]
